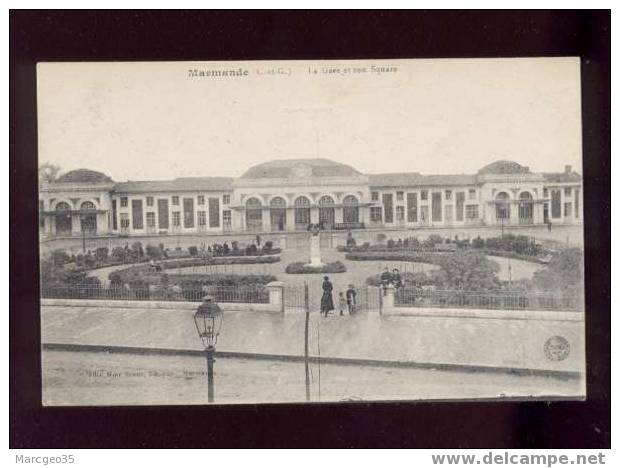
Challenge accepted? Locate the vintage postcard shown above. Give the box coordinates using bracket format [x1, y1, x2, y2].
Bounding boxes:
[37, 58, 585, 405]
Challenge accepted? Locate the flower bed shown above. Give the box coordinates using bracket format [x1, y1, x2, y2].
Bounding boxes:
[345, 251, 447, 265]
[285, 261, 347, 274]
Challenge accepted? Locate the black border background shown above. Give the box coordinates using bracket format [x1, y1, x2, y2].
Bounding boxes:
[9, 10, 610, 448]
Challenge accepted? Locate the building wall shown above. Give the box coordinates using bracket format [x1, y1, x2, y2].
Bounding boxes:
[109, 191, 234, 236]
[39, 170, 583, 238]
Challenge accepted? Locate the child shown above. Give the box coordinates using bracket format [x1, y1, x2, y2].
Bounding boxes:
[338, 291, 347, 316]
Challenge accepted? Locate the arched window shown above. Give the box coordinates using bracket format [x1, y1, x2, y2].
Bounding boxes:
[54, 202, 72, 236]
[343, 195, 359, 224]
[269, 197, 287, 231]
[294, 196, 311, 228]
[80, 201, 96, 210]
[495, 192, 510, 220]
[318, 195, 335, 226]
[269, 197, 286, 207]
[518, 191, 533, 223]
[55, 202, 71, 211]
[246, 197, 262, 208]
[245, 197, 263, 231]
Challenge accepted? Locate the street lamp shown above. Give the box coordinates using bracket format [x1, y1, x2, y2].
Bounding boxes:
[193, 295, 223, 403]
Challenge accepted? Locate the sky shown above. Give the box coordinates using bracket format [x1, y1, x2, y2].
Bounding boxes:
[37, 58, 582, 181]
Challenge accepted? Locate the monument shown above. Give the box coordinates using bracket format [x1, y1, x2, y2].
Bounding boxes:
[306, 224, 324, 267]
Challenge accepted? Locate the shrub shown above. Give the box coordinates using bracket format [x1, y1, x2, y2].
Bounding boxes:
[110, 246, 127, 262]
[285, 261, 346, 274]
[423, 234, 443, 248]
[262, 240, 274, 254]
[376, 233, 387, 244]
[131, 241, 144, 259]
[532, 248, 584, 293]
[145, 244, 163, 260]
[50, 249, 72, 267]
[387, 238, 395, 249]
[472, 236, 485, 249]
[94, 247, 109, 262]
[188, 246, 198, 256]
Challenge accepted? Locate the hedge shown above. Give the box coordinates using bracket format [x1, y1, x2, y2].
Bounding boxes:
[285, 261, 347, 274]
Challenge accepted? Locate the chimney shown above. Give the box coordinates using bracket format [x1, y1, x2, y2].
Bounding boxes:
[565, 165, 572, 174]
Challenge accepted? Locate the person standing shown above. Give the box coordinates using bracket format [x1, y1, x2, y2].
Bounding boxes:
[346, 284, 357, 315]
[321, 276, 335, 317]
[338, 292, 347, 316]
[380, 267, 392, 295]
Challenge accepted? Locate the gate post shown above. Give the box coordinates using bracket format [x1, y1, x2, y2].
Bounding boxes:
[304, 282, 310, 313]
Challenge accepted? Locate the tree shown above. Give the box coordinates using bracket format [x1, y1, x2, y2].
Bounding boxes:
[436, 250, 501, 291]
[532, 248, 584, 293]
[38, 163, 62, 185]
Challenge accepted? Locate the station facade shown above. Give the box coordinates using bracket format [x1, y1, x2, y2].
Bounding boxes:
[39, 158, 583, 238]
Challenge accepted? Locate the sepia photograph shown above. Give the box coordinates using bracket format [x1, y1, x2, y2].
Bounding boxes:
[36, 57, 586, 406]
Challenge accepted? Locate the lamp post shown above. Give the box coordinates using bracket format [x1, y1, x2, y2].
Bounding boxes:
[193, 295, 223, 403]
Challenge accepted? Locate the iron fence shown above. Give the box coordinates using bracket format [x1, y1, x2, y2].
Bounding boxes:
[283, 284, 308, 313]
[394, 288, 583, 312]
[41, 284, 270, 304]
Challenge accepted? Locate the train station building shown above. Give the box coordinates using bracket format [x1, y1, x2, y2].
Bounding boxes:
[38, 158, 583, 238]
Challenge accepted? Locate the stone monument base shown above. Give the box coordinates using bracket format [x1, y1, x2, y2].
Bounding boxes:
[305, 234, 324, 267]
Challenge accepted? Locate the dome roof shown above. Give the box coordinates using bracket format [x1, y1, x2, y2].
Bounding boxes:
[241, 158, 362, 179]
[55, 169, 113, 184]
[478, 160, 530, 175]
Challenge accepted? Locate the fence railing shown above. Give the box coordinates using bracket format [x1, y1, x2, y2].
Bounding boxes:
[41, 284, 270, 304]
[394, 288, 583, 312]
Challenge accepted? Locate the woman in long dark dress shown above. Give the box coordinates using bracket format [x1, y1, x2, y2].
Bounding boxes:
[321, 276, 335, 317]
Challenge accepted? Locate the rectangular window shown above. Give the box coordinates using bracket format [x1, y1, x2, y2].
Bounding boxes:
[157, 199, 169, 229]
[172, 211, 181, 227]
[197, 195, 205, 205]
[197, 211, 207, 226]
[396, 206, 405, 221]
[406, 192, 418, 222]
[120, 197, 128, 208]
[208, 198, 220, 227]
[543, 188, 549, 198]
[564, 202, 572, 217]
[574, 189, 580, 219]
[112, 200, 118, 230]
[456, 192, 465, 222]
[382, 193, 394, 223]
[146, 212, 155, 228]
[468, 189, 476, 200]
[431, 192, 442, 222]
[172, 196, 179, 206]
[396, 191, 404, 201]
[421, 190, 428, 201]
[371, 191, 379, 201]
[465, 205, 479, 220]
[146, 196, 154, 207]
[183, 198, 195, 228]
[131, 199, 143, 230]
[223, 194, 231, 205]
[445, 190, 452, 200]
[120, 213, 130, 229]
[223, 210, 232, 227]
[551, 189, 562, 218]
[370, 207, 382, 222]
[564, 187, 572, 196]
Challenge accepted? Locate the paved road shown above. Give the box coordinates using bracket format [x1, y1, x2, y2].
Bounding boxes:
[42, 349, 583, 406]
[41, 304, 585, 375]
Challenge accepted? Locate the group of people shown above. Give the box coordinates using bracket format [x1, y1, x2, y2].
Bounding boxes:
[320, 276, 357, 317]
[380, 267, 403, 290]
